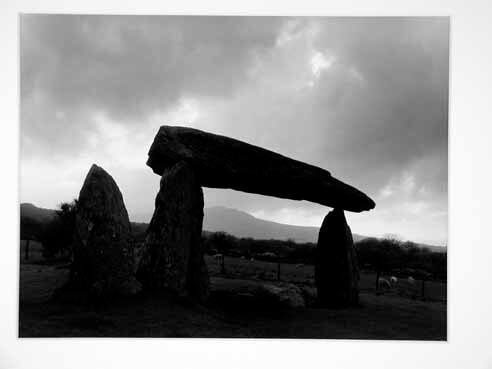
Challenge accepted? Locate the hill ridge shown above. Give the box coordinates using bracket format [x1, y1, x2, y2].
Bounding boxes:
[20, 203, 445, 251]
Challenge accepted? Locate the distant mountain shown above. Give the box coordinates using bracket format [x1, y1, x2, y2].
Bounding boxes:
[20, 203, 445, 251]
[20, 203, 56, 222]
[203, 206, 365, 243]
[414, 243, 447, 253]
[20, 203, 148, 240]
[20, 203, 56, 239]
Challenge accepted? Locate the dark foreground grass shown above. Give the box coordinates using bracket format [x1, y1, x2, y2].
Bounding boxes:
[19, 260, 446, 340]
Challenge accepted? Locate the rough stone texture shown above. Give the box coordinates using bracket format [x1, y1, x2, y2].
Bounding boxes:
[138, 161, 209, 301]
[261, 284, 305, 308]
[147, 126, 375, 212]
[210, 277, 305, 309]
[315, 208, 360, 307]
[72, 164, 141, 297]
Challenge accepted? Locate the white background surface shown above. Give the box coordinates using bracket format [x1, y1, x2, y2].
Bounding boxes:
[1, 1, 491, 368]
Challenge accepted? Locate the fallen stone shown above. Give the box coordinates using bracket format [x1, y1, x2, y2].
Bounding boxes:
[147, 126, 375, 212]
[261, 283, 305, 308]
[299, 285, 317, 306]
[210, 277, 305, 309]
[315, 208, 360, 307]
[72, 164, 141, 297]
[138, 161, 209, 301]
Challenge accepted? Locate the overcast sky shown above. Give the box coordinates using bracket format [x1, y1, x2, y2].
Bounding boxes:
[20, 15, 448, 245]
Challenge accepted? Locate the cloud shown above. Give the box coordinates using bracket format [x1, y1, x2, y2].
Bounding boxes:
[20, 15, 285, 155]
[20, 16, 449, 245]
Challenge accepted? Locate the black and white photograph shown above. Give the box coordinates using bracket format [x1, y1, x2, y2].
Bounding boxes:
[18, 15, 449, 340]
[4, 0, 492, 367]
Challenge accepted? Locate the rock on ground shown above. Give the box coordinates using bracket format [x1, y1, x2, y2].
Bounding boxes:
[146, 125, 375, 212]
[72, 164, 141, 297]
[138, 161, 209, 301]
[315, 208, 360, 307]
[210, 277, 305, 309]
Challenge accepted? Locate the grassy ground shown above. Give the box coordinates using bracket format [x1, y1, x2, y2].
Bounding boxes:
[205, 255, 447, 302]
[19, 240, 45, 264]
[19, 254, 446, 340]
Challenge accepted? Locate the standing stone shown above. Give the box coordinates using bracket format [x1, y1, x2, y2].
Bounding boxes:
[315, 208, 359, 307]
[138, 161, 209, 301]
[72, 164, 141, 297]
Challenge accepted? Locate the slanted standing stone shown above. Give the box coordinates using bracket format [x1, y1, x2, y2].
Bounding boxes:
[138, 161, 209, 301]
[315, 208, 359, 307]
[72, 164, 141, 297]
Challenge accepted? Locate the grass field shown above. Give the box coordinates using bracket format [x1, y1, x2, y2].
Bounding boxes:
[205, 255, 447, 302]
[19, 251, 446, 339]
[19, 240, 45, 264]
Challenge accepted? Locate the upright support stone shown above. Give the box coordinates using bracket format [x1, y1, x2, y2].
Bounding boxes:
[315, 208, 359, 307]
[138, 161, 209, 301]
[72, 164, 141, 297]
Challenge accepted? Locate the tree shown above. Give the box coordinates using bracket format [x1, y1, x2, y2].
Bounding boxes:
[40, 200, 77, 258]
[204, 231, 237, 255]
[356, 237, 447, 284]
[356, 237, 403, 289]
[20, 216, 43, 261]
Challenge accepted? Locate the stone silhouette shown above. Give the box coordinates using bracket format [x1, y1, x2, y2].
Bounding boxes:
[141, 125, 374, 306]
[138, 161, 209, 301]
[71, 164, 141, 297]
[147, 126, 375, 213]
[315, 208, 360, 307]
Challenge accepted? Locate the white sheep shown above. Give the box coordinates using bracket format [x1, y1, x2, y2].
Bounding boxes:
[259, 252, 277, 258]
[390, 276, 398, 284]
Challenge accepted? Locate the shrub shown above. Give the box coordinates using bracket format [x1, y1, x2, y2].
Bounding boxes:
[355, 238, 446, 281]
[39, 200, 77, 258]
[203, 231, 238, 255]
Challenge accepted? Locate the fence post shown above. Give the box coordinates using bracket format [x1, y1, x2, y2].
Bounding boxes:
[24, 239, 31, 261]
[221, 255, 225, 274]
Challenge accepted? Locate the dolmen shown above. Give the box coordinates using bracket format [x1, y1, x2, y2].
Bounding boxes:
[140, 126, 375, 307]
[69, 126, 374, 307]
